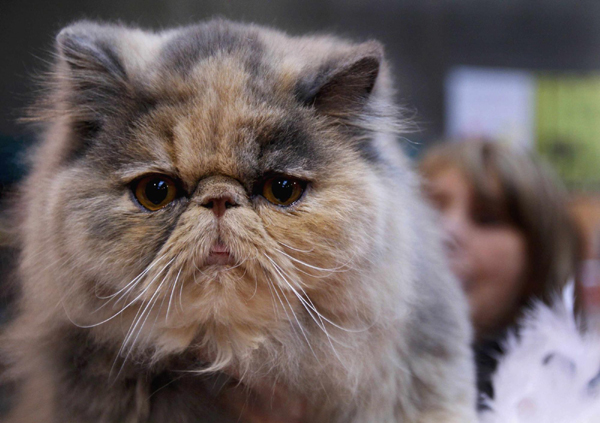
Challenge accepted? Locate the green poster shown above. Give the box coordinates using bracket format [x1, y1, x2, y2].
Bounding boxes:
[537, 75, 600, 190]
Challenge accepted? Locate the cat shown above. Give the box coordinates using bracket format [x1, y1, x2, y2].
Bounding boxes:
[1, 19, 476, 422]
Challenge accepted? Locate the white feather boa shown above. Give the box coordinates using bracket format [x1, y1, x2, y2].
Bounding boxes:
[479, 284, 600, 423]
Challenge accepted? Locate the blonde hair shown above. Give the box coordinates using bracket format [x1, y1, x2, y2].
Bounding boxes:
[420, 141, 582, 312]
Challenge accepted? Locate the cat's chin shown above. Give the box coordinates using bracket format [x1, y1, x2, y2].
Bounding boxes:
[205, 253, 235, 266]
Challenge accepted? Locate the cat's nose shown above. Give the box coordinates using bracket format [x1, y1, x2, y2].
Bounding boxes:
[195, 175, 247, 216]
[201, 194, 238, 218]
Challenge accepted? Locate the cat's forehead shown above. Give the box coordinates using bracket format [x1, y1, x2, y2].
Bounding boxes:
[136, 50, 327, 185]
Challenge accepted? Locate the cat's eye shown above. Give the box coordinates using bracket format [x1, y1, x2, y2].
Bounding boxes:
[133, 174, 178, 211]
[262, 176, 306, 206]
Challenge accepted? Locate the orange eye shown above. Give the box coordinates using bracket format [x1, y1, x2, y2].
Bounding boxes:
[262, 177, 305, 206]
[134, 175, 178, 211]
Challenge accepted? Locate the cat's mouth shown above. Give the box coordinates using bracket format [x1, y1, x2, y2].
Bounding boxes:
[206, 241, 235, 266]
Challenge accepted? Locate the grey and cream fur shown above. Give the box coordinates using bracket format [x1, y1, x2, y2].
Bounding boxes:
[2, 19, 476, 422]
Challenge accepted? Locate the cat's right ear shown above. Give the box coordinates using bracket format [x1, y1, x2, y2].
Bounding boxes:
[57, 24, 125, 80]
[54, 22, 129, 119]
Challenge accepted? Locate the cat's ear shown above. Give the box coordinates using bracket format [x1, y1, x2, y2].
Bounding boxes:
[57, 23, 125, 80]
[296, 41, 383, 116]
[54, 22, 130, 117]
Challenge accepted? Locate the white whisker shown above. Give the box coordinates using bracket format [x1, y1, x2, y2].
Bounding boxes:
[269, 254, 371, 334]
[265, 270, 318, 360]
[269, 261, 348, 367]
[165, 267, 182, 323]
[248, 273, 258, 300]
[275, 249, 352, 274]
[63, 257, 175, 329]
[97, 254, 166, 300]
[263, 271, 282, 320]
[112, 263, 173, 380]
[224, 256, 248, 271]
[179, 267, 186, 312]
[276, 241, 315, 254]
[119, 262, 173, 354]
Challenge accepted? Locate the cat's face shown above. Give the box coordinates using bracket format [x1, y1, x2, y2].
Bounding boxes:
[26, 20, 398, 361]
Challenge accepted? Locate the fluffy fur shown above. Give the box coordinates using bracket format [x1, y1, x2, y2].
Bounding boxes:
[2, 19, 476, 422]
[480, 285, 600, 423]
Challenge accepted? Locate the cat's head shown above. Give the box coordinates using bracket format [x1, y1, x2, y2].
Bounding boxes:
[23, 20, 406, 367]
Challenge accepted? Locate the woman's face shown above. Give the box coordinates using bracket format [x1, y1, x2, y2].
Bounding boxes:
[426, 166, 528, 338]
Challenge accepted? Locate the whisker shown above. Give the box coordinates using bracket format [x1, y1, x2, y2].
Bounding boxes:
[112, 292, 162, 381]
[144, 273, 174, 347]
[276, 241, 315, 254]
[275, 249, 353, 274]
[108, 255, 171, 311]
[260, 267, 301, 340]
[97, 254, 166, 301]
[269, 258, 328, 334]
[112, 264, 173, 379]
[269, 254, 371, 334]
[263, 271, 282, 321]
[193, 261, 210, 277]
[165, 267, 183, 324]
[101, 256, 169, 315]
[224, 256, 248, 271]
[248, 273, 258, 300]
[267, 250, 372, 333]
[117, 263, 171, 354]
[63, 257, 176, 329]
[265, 271, 319, 361]
[269, 262, 348, 367]
[229, 266, 248, 283]
[179, 267, 186, 312]
[267, 256, 336, 339]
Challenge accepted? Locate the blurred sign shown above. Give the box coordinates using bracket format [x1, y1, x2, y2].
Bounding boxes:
[445, 67, 536, 150]
[537, 75, 600, 189]
[446, 67, 600, 190]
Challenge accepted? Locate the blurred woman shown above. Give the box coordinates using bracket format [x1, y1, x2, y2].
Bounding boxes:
[419, 140, 582, 402]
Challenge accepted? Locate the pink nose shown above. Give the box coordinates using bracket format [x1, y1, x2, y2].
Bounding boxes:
[201, 194, 238, 218]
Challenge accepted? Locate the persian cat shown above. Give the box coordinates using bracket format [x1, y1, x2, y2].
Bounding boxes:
[2, 19, 476, 423]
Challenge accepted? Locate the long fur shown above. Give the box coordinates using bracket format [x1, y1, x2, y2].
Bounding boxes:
[480, 284, 600, 423]
[2, 19, 476, 422]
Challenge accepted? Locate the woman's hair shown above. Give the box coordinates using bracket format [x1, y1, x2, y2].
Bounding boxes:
[420, 140, 582, 313]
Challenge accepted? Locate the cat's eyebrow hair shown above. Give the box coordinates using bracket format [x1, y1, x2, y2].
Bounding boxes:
[255, 120, 326, 172]
[113, 164, 178, 183]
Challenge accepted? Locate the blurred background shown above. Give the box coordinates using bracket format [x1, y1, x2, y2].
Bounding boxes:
[1, 1, 600, 324]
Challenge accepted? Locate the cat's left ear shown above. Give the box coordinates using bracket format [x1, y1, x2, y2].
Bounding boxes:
[296, 41, 384, 116]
